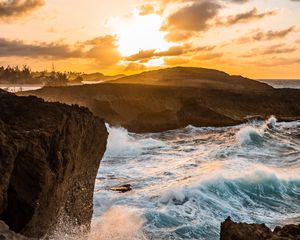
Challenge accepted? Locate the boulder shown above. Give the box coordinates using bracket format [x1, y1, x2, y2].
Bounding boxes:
[220, 217, 300, 240]
[110, 184, 132, 193]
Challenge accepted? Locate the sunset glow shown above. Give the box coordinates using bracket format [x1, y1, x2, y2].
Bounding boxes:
[0, 0, 299, 78]
[113, 11, 172, 57]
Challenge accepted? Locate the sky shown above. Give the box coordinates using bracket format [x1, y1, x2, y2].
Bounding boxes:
[0, 0, 300, 79]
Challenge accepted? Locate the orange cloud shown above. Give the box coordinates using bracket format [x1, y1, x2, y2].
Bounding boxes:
[125, 44, 216, 62]
[217, 8, 277, 26]
[0, 0, 45, 21]
[85, 35, 121, 66]
[236, 26, 296, 44]
[161, 2, 221, 32]
[164, 31, 195, 42]
[139, 4, 155, 16]
[0, 35, 122, 67]
[242, 44, 297, 57]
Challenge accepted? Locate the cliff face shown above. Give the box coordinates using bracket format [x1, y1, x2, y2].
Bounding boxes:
[220, 217, 300, 240]
[0, 90, 108, 238]
[20, 68, 300, 133]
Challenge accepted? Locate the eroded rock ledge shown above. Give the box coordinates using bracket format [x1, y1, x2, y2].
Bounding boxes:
[20, 67, 300, 133]
[0, 90, 108, 238]
[220, 217, 300, 240]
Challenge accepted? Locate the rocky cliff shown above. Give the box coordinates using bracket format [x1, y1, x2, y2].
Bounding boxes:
[20, 67, 300, 133]
[0, 90, 108, 238]
[220, 217, 300, 240]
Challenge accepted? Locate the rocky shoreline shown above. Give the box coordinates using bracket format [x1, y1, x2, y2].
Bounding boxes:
[1, 67, 299, 239]
[220, 217, 300, 240]
[20, 67, 300, 133]
[0, 90, 108, 238]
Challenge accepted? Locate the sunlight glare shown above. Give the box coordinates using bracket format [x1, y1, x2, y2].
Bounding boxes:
[111, 10, 172, 57]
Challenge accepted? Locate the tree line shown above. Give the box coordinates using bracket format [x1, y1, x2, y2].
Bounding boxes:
[0, 65, 83, 86]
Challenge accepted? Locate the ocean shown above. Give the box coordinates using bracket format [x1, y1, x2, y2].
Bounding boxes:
[90, 120, 300, 239]
[259, 80, 300, 89]
[4, 81, 299, 240]
[87, 80, 300, 240]
[0, 84, 43, 93]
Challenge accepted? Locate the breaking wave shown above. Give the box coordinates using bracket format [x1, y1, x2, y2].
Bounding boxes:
[93, 117, 300, 240]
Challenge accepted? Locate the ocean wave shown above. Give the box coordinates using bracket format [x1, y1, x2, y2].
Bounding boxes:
[147, 170, 300, 239]
[105, 124, 166, 156]
[236, 116, 277, 146]
[95, 119, 300, 240]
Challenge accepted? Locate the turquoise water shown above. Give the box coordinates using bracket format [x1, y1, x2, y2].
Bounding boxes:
[92, 118, 300, 239]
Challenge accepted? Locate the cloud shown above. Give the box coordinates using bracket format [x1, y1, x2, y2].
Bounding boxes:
[0, 35, 122, 67]
[193, 52, 223, 61]
[124, 62, 146, 71]
[160, 1, 277, 44]
[125, 44, 216, 62]
[126, 49, 156, 61]
[0, 38, 82, 58]
[0, 0, 45, 20]
[139, 4, 155, 15]
[246, 57, 300, 67]
[161, 1, 221, 32]
[164, 31, 195, 42]
[236, 26, 296, 43]
[217, 8, 277, 26]
[242, 44, 297, 57]
[223, 0, 249, 4]
[84, 35, 121, 66]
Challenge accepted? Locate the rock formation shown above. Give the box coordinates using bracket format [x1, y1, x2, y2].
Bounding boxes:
[20, 67, 300, 133]
[0, 90, 108, 238]
[220, 217, 300, 240]
[0, 221, 29, 240]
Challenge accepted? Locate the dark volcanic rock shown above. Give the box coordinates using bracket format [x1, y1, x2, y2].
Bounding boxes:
[110, 184, 132, 193]
[19, 67, 300, 133]
[220, 217, 300, 240]
[0, 221, 29, 240]
[0, 90, 108, 238]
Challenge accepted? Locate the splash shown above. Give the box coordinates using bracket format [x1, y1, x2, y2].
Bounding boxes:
[88, 206, 145, 240]
[47, 207, 145, 240]
[105, 124, 166, 156]
[236, 126, 264, 145]
[236, 116, 277, 145]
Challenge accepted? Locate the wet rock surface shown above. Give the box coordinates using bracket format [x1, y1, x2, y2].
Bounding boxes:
[220, 217, 300, 240]
[110, 184, 132, 193]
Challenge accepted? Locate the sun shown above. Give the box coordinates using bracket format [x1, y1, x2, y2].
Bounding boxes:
[110, 10, 173, 57]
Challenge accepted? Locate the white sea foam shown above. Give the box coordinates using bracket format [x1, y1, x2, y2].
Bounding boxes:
[264, 116, 277, 129]
[236, 116, 278, 145]
[93, 119, 300, 240]
[236, 126, 264, 145]
[105, 124, 166, 156]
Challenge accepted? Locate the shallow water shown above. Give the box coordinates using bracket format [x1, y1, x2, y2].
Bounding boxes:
[259, 80, 300, 89]
[92, 118, 300, 239]
[0, 84, 43, 92]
